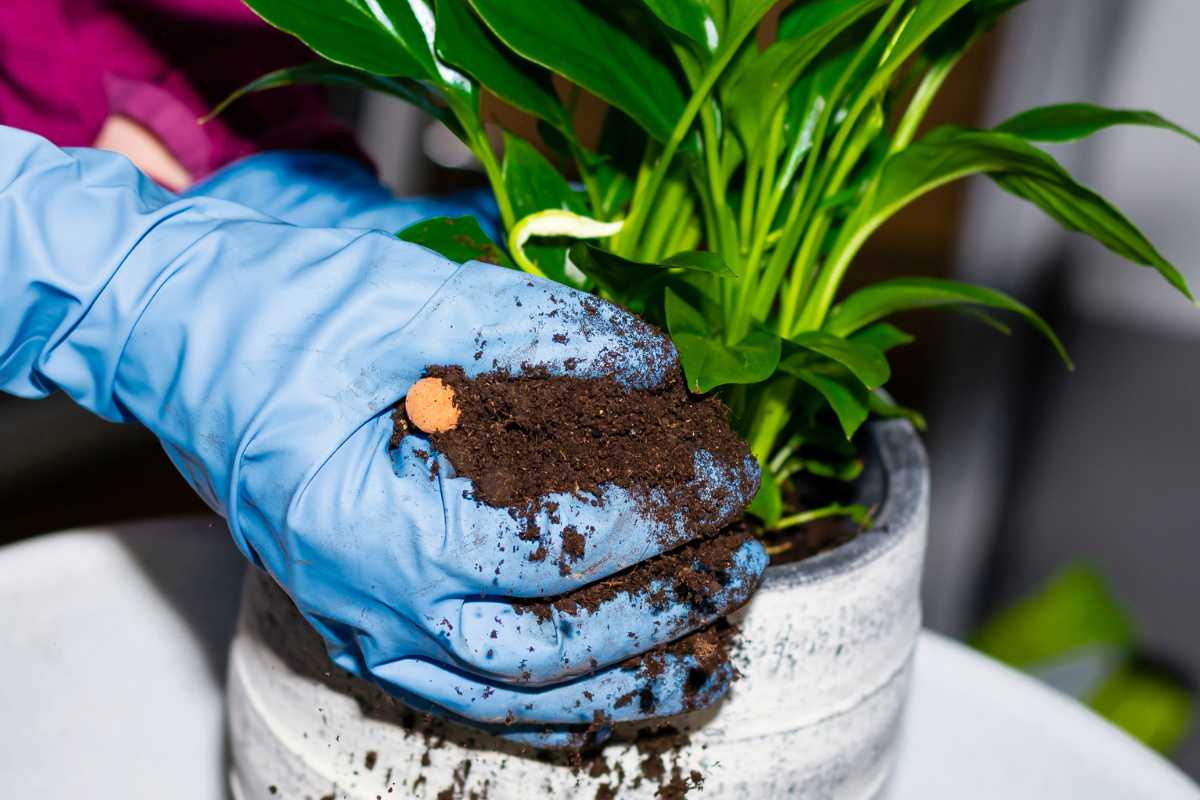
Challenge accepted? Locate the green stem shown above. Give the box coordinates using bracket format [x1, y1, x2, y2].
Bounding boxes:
[664, 199, 701, 254]
[639, 174, 688, 260]
[890, 47, 967, 154]
[795, 40, 973, 331]
[746, 377, 796, 467]
[774, 503, 869, 531]
[619, 28, 761, 257]
[739, 155, 762, 251]
[471, 128, 514, 231]
[568, 140, 604, 218]
[747, 0, 906, 331]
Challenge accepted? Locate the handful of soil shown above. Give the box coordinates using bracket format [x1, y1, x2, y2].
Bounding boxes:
[395, 366, 758, 720]
[399, 366, 752, 514]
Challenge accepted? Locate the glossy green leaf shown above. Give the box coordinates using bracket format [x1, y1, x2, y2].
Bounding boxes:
[435, 0, 570, 133]
[826, 277, 1071, 368]
[997, 103, 1200, 145]
[570, 244, 738, 287]
[784, 331, 890, 389]
[501, 134, 586, 285]
[878, 0, 973, 78]
[798, 456, 865, 481]
[243, 0, 435, 77]
[204, 61, 456, 132]
[397, 215, 513, 268]
[997, 169, 1193, 301]
[665, 289, 781, 393]
[973, 566, 1134, 670]
[790, 367, 870, 439]
[502, 135, 585, 217]
[467, 0, 686, 142]
[725, 0, 884, 147]
[849, 322, 913, 353]
[846, 127, 1194, 304]
[641, 0, 718, 51]
[867, 393, 926, 431]
[1090, 665, 1194, 754]
[926, 0, 1029, 61]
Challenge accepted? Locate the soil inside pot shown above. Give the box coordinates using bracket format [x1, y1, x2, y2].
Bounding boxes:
[753, 469, 865, 566]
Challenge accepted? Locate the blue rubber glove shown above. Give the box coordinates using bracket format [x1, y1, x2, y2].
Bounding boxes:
[182, 149, 501, 237]
[0, 128, 766, 746]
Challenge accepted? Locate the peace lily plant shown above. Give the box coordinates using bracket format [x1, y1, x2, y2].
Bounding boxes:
[221, 0, 1198, 540]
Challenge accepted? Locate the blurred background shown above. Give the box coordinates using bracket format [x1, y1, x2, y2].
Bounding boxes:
[1, 0, 1197, 778]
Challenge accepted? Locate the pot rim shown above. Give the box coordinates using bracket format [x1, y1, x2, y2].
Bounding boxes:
[759, 418, 928, 591]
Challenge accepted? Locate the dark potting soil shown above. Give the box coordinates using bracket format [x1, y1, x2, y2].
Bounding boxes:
[741, 514, 861, 566]
[414, 365, 752, 520]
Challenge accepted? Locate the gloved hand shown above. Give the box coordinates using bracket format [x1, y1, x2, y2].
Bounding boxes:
[181, 149, 501, 236]
[0, 128, 766, 746]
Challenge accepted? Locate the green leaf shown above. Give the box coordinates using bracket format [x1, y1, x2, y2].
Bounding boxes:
[467, 0, 686, 142]
[434, 0, 571, 134]
[996, 103, 1200, 145]
[926, 0, 1029, 61]
[242, 0, 435, 77]
[725, 0, 884, 148]
[996, 169, 1194, 302]
[973, 566, 1135, 670]
[641, 0, 718, 51]
[203, 62, 457, 132]
[849, 322, 913, 353]
[799, 457, 865, 481]
[878, 0, 973, 78]
[502, 134, 585, 216]
[790, 367, 870, 439]
[746, 467, 783, 526]
[867, 393, 926, 431]
[826, 276, 1072, 368]
[396, 215, 513, 268]
[784, 331, 890, 389]
[1090, 665, 1194, 754]
[665, 288, 781, 393]
[501, 134, 587, 285]
[840, 127, 1195, 311]
[570, 244, 738, 291]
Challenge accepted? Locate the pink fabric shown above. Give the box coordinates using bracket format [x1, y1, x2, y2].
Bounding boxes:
[0, 0, 367, 179]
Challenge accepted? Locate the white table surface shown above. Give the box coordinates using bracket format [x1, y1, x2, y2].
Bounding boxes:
[1, 517, 1197, 799]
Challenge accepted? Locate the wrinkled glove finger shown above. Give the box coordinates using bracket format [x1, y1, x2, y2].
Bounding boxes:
[367, 647, 733, 727]
[437, 536, 766, 685]
[404, 440, 758, 599]
[400, 263, 676, 390]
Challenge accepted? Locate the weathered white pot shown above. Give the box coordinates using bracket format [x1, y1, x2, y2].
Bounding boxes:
[228, 418, 927, 799]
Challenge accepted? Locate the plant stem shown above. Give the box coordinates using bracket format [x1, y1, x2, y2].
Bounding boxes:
[745, 377, 796, 466]
[794, 38, 974, 331]
[774, 503, 869, 531]
[739, 154, 761, 251]
[474, 136, 514, 231]
[890, 47, 967, 154]
[618, 27, 762, 258]
[747, 0, 906, 335]
[639, 173, 689, 260]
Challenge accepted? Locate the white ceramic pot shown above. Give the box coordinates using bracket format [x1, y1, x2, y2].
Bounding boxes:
[228, 418, 928, 799]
